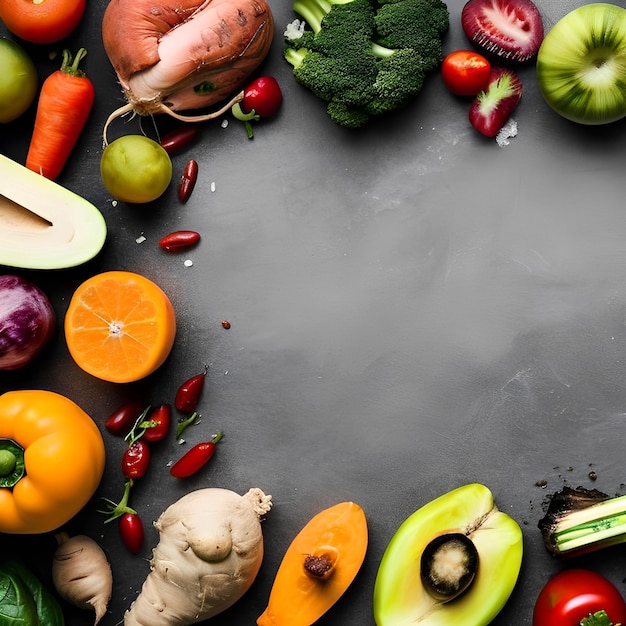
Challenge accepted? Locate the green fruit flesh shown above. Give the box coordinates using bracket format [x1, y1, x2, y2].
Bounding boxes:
[0, 155, 107, 269]
[537, 3, 626, 124]
[373, 483, 523, 626]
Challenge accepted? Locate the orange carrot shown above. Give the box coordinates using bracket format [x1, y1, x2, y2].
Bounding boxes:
[26, 48, 95, 180]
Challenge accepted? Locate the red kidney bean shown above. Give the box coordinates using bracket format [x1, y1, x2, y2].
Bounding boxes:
[105, 401, 147, 437]
[159, 126, 199, 154]
[119, 512, 144, 554]
[140, 403, 172, 442]
[121, 440, 151, 479]
[170, 431, 223, 478]
[178, 159, 199, 203]
[158, 230, 201, 252]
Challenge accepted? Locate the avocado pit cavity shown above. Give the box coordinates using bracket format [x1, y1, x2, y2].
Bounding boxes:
[420, 533, 479, 602]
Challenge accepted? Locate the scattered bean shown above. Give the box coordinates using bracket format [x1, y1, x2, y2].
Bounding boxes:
[221, 320, 231, 329]
[179, 159, 199, 203]
[159, 126, 199, 154]
[158, 230, 201, 252]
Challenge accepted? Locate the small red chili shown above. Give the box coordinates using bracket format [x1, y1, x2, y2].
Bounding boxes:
[178, 159, 199, 203]
[158, 230, 201, 252]
[159, 125, 199, 154]
[140, 403, 172, 443]
[231, 76, 283, 139]
[170, 431, 224, 478]
[105, 401, 148, 437]
[175, 365, 208, 413]
[121, 440, 151, 479]
[119, 512, 144, 554]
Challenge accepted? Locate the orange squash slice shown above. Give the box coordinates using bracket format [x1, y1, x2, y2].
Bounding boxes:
[257, 501, 368, 626]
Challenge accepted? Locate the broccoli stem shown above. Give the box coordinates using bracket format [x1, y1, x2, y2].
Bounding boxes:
[292, 0, 355, 33]
[548, 493, 626, 555]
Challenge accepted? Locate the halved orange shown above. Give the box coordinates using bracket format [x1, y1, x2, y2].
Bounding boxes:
[64, 270, 176, 383]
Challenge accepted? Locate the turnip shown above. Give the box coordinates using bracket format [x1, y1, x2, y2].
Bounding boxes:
[0, 274, 55, 370]
[101, 0, 274, 142]
[52, 532, 113, 626]
[124, 487, 272, 625]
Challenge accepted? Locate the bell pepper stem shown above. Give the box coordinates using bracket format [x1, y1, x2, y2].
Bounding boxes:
[0, 439, 25, 487]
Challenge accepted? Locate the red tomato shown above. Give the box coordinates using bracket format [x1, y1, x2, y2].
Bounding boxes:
[0, 0, 86, 44]
[533, 569, 626, 626]
[119, 512, 144, 554]
[441, 50, 492, 97]
[242, 76, 283, 118]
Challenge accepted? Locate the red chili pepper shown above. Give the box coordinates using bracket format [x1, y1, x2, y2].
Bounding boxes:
[178, 159, 199, 203]
[159, 125, 200, 155]
[121, 440, 151, 479]
[140, 403, 171, 443]
[105, 401, 147, 437]
[170, 431, 223, 478]
[158, 230, 201, 252]
[175, 366, 208, 413]
[119, 512, 144, 554]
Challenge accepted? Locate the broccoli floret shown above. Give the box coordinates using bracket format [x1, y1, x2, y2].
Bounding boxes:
[284, 0, 449, 128]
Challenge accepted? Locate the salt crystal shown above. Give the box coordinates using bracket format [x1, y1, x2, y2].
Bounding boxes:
[496, 119, 518, 147]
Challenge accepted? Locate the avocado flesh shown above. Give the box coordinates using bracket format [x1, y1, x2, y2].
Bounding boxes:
[373, 483, 523, 626]
[0, 155, 107, 270]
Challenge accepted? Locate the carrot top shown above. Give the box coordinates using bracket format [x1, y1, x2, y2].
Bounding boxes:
[59, 47, 88, 77]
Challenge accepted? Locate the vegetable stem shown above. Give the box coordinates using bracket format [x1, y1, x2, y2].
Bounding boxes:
[176, 411, 201, 439]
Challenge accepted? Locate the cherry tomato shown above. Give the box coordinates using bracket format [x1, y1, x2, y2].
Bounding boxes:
[119, 512, 144, 554]
[533, 569, 626, 626]
[141, 403, 171, 443]
[242, 76, 283, 118]
[105, 401, 147, 437]
[121, 440, 151, 479]
[0, 0, 85, 44]
[175, 366, 208, 413]
[170, 431, 223, 478]
[441, 50, 492, 97]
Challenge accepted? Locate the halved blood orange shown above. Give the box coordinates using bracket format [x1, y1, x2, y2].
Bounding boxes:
[64, 270, 176, 383]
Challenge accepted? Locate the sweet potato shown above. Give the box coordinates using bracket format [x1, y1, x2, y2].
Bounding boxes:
[124, 487, 272, 625]
[101, 0, 274, 136]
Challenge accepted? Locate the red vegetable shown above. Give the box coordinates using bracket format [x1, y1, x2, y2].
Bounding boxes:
[25, 48, 95, 180]
[0, 274, 55, 371]
[178, 159, 199, 203]
[533, 569, 626, 626]
[121, 440, 151, 479]
[170, 431, 223, 478]
[175, 366, 208, 413]
[140, 403, 171, 442]
[441, 50, 491, 97]
[158, 230, 201, 252]
[159, 125, 199, 154]
[232, 76, 282, 138]
[461, 0, 544, 63]
[119, 511, 144, 554]
[242, 76, 283, 118]
[468, 66, 523, 137]
[105, 401, 147, 436]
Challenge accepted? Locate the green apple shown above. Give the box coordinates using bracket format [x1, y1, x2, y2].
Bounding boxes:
[0, 154, 107, 269]
[373, 484, 523, 626]
[536, 3, 626, 125]
[0, 38, 38, 124]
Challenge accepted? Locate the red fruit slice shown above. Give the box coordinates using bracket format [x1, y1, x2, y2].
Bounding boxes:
[461, 0, 544, 63]
[468, 66, 523, 137]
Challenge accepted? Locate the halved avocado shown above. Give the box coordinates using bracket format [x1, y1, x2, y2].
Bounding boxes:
[373, 483, 523, 626]
[0, 155, 106, 269]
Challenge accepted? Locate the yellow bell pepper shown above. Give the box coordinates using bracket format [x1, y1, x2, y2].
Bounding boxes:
[0, 389, 105, 534]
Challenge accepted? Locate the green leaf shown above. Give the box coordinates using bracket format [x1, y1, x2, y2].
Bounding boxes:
[580, 610, 616, 626]
[0, 563, 39, 625]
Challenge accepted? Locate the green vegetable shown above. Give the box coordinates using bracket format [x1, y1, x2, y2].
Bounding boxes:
[539, 485, 626, 556]
[0, 561, 64, 626]
[581, 610, 617, 626]
[283, 0, 449, 128]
